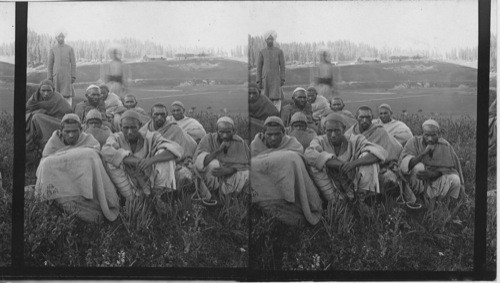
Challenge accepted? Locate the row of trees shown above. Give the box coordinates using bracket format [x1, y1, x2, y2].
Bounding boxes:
[248, 35, 481, 68]
[14, 30, 247, 67]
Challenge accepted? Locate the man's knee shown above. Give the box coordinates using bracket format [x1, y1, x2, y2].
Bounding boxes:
[410, 163, 425, 175]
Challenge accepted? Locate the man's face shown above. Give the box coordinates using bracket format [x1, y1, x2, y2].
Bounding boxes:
[87, 88, 101, 106]
[100, 87, 109, 100]
[124, 97, 137, 109]
[331, 99, 344, 112]
[423, 125, 439, 145]
[172, 105, 184, 121]
[121, 118, 141, 143]
[152, 107, 167, 129]
[86, 118, 102, 129]
[266, 36, 274, 47]
[217, 122, 235, 142]
[306, 90, 317, 104]
[61, 122, 81, 145]
[264, 126, 284, 148]
[40, 85, 53, 101]
[378, 108, 392, 124]
[294, 91, 307, 108]
[357, 109, 373, 133]
[56, 33, 65, 45]
[249, 88, 259, 103]
[292, 121, 307, 132]
[325, 121, 345, 146]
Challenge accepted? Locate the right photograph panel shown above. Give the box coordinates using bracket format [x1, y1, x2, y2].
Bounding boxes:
[249, 0, 478, 271]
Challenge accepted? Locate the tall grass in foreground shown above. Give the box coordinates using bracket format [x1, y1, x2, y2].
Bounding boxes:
[23, 111, 249, 267]
[0, 111, 13, 266]
[251, 113, 483, 271]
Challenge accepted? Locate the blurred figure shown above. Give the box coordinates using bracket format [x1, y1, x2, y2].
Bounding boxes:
[314, 48, 338, 100]
[257, 30, 286, 111]
[106, 46, 125, 96]
[48, 30, 76, 107]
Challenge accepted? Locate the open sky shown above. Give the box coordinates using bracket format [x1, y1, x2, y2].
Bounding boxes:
[28, 2, 251, 51]
[0, 3, 15, 45]
[248, 1, 479, 53]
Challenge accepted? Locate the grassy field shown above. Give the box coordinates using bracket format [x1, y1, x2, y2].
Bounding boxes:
[0, 111, 13, 266]
[250, 113, 482, 271]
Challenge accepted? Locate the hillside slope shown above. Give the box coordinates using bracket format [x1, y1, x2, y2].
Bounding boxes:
[27, 58, 247, 86]
[251, 60, 477, 87]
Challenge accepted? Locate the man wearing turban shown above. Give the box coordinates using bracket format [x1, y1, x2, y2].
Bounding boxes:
[249, 82, 280, 139]
[168, 100, 207, 143]
[48, 29, 76, 107]
[257, 30, 286, 111]
[281, 87, 317, 132]
[251, 116, 322, 226]
[101, 110, 184, 199]
[285, 112, 317, 151]
[305, 113, 387, 202]
[373, 103, 413, 147]
[83, 108, 113, 148]
[74, 85, 109, 128]
[193, 116, 250, 205]
[399, 119, 465, 207]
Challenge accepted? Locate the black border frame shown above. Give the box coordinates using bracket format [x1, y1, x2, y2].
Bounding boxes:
[0, 0, 495, 280]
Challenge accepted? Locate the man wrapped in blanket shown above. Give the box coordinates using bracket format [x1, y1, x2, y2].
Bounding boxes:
[305, 113, 387, 202]
[193, 116, 250, 204]
[35, 113, 119, 223]
[101, 110, 184, 199]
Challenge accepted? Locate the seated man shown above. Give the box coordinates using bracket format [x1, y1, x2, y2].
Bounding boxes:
[305, 113, 387, 202]
[141, 103, 197, 159]
[306, 86, 329, 121]
[74, 85, 107, 123]
[168, 101, 207, 143]
[112, 94, 150, 131]
[99, 83, 123, 116]
[26, 79, 73, 153]
[320, 97, 357, 131]
[285, 112, 317, 151]
[193, 117, 250, 204]
[84, 109, 112, 148]
[102, 110, 184, 199]
[400, 119, 464, 206]
[281, 87, 317, 132]
[346, 106, 403, 192]
[251, 116, 322, 226]
[373, 103, 413, 147]
[35, 114, 119, 223]
[249, 82, 280, 139]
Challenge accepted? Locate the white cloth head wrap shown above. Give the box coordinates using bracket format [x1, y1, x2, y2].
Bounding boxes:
[217, 116, 234, 127]
[86, 84, 100, 93]
[55, 28, 68, 38]
[292, 87, 307, 98]
[264, 116, 284, 128]
[422, 119, 440, 130]
[264, 30, 277, 40]
[85, 109, 103, 122]
[171, 101, 185, 110]
[61, 113, 81, 125]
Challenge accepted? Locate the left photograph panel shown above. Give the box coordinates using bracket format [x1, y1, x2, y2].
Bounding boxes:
[0, 2, 15, 267]
[24, 2, 250, 268]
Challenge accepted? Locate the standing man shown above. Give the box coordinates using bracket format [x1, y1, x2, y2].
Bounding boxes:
[257, 30, 286, 111]
[48, 30, 76, 107]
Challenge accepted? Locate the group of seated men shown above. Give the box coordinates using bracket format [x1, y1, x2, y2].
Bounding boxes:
[27, 79, 249, 222]
[249, 84, 465, 226]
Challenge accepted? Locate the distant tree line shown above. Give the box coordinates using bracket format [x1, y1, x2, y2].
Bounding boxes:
[4, 30, 246, 68]
[248, 35, 480, 68]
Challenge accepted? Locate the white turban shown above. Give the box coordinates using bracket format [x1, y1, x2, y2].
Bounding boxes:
[292, 87, 307, 97]
[86, 84, 100, 93]
[54, 28, 68, 38]
[422, 119, 440, 130]
[172, 101, 185, 110]
[217, 116, 235, 127]
[264, 30, 277, 40]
